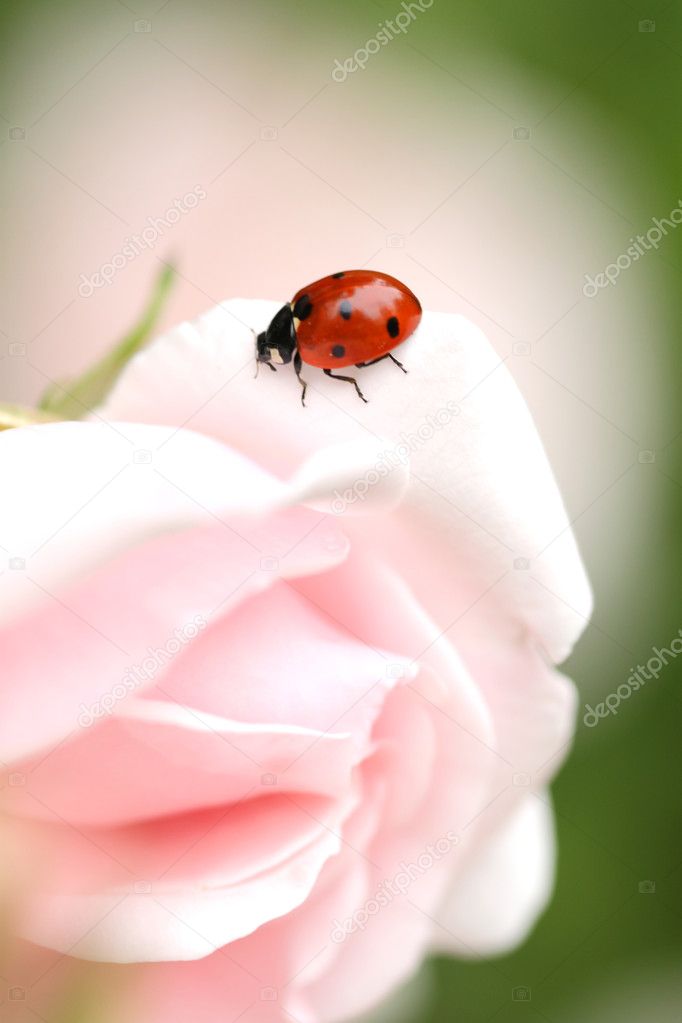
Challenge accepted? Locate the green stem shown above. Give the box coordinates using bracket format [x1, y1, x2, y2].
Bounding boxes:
[38, 263, 175, 419]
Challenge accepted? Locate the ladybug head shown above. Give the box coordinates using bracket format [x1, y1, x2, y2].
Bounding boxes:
[255, 305, 296, 366]
[255, 330, 276, 365]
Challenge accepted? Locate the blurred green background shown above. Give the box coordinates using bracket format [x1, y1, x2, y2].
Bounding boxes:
[412, 3, 682, 1021]
[1, 1, 681, 1020]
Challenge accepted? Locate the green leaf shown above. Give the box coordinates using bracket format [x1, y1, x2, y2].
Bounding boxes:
[39, 263, 175, 420]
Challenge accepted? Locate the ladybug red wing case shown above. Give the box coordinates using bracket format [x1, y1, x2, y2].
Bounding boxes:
[291, 270, 422, 369]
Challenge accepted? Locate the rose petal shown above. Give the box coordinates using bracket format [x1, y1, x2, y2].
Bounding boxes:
[135, 952, 312, 1023]
[288, 439, 410, 516]
[430, 793, 556, 956]
[98, 300, 591, 661]
[0, 421, 284, 627]
[150, 578, 414, 734]
[19, 791, 356, 962]
[0, 421, 401, 631]
[0, 506, 348, 764]
[2, 700, 360, 827]
[448, 607, 578, 790]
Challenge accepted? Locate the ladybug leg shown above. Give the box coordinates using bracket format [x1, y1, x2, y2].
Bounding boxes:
[323, 368, 368, 403]
[355, 353, 407, 373]
[254, 361, 277, 379]
[293, 350, 308, 406]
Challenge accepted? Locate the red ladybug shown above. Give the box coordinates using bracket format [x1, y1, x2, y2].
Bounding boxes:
[255, 270, 422, 404]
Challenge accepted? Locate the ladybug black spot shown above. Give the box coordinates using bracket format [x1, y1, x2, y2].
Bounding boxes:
[386, 316, 400, 339]
[331, 344, 346, 358]
[293, 294, 313, 320]
[339, 299, 352, 320]
[332, 271, 345, 279]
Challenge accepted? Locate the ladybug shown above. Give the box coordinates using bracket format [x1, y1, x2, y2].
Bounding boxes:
[255, 270, 422, 404]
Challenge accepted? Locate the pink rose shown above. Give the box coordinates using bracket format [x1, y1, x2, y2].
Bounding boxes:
[0, 303, 591, 1022]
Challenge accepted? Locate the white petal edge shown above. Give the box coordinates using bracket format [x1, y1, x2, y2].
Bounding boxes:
[431, 793, 556, 957]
